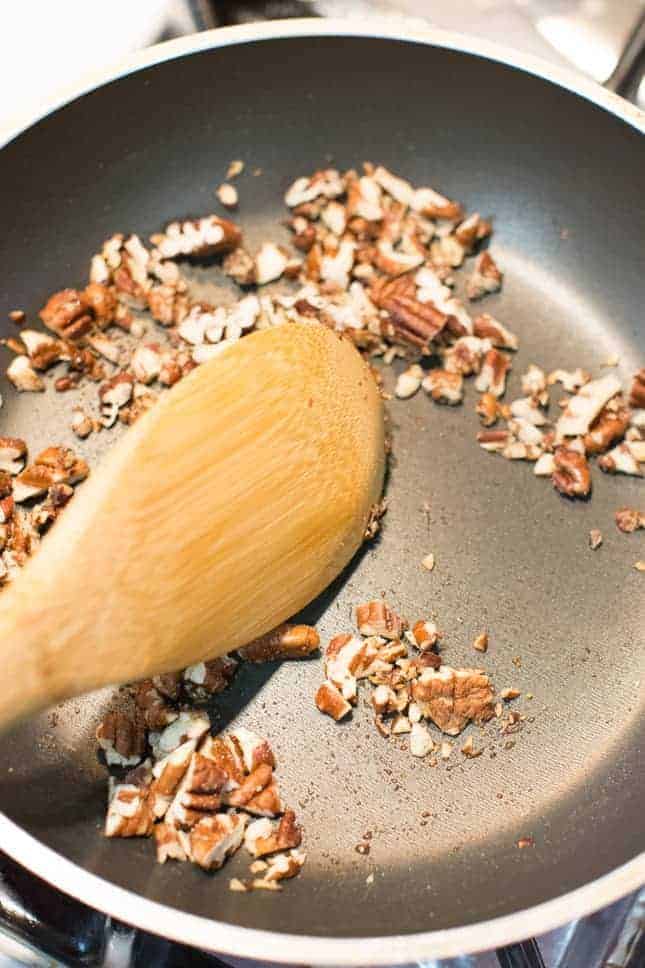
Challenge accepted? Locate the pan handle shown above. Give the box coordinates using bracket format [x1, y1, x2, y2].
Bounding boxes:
[604, 10, 645, 99]
[496, 938, 546, 968]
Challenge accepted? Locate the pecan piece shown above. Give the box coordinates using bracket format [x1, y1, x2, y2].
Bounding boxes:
[315, 681, 351, 721]
[223, 246, 256, 285]
[466, 252, 503, 300]
[583, 402, 631, 454]
[356, 600, 406, 639]
[13, 447, 88, 503]
[422, 368, 463, 405]
[473, 313, 518, 350]
[244, 810, 302, 858]
[182, 655, 238, 701]
[0, 437, 27, 476]
[6, 356, 44, 392]
[105, 777, 154, 838]
[372, 275, 448, 350]
[411, 666, 494, 736]
[187, 813, 247, 871]
[83, 282, 117, 326]
[598, 442, 642, 476]
[615, 507, 645, 533]
[134, 680, 178, 729]
[475, 348, 511, 398]
[40, 289, 93, 340]
[238, 624, 320, 662]
[556, 374, 622, 438]
[154, 215, 241, 260]
[154, 822, 188, 863]
[552, 447, 592, 498]
[454, 212, 492, 251]
[96, 710, 147, 766]
[31, 484, 74, 532]
[628, 369, 645, 409]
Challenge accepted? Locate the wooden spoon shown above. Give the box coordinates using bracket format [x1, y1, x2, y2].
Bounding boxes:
[0, 322, 384, 729]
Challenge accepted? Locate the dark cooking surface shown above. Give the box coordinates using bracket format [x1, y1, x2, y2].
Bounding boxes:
[0, 35, 642, 940]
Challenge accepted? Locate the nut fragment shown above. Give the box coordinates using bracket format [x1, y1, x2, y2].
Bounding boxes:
[183, 656, 238, 702]
[96, 711, 147, 766]
[598, 442, 642, 476]
[356, 600, 406, 639]
[411, 666, 494, 736]
[315, 681, 351, 721]
[473, 632, 488, 653]
[615, 508, 645, 533]
[475, 349, 511, 398]
[409, 722, 434, 758]
[238, 624, 319, 662]
[552, 447, 591, 498]
[422, 369, 463, 405]
[473, 314, 518, 350]
[421, 553, 435, 572]
[395, 364, 424, 400]
[556, 374, 621, 438]
[628, 369, 645, 409]
[466, 252, 502, 300]
[216, 183, 239, 209]
[7, 356, 44, 392]
[589, 529, 603, 550]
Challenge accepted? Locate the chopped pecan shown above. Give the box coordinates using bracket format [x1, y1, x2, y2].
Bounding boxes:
[71, 408, 94, 439]
[223, 246, 256, 285]
[473, 314, 518, 350]
[152, 671, 182, 701]
[315, 681, 351, 721]
[373, 239, 423, 277]
[149, 710, 211, 760]
[146, 285, 189, 327]
[255, 242, 289, 285]
[477, 392, 504, 426]
[409, 721, 435, 757]
[410, 619, 441, 652]
[216, 183, 238, 209]
[411, 666, 495, 735]
[615, 507, 645, 533]
[599, 442, 642, 476]
[442, 336, 490, 376]
[131, 343, 162, 384]
[19, 329, 64, 370]
[285, 169, 345, 208]
[356, 600, 406, 639]
[228, 726, 275, 774]
[422, 368, 463, 405]
[154, 822, 188, 863]
[475, 348, 511, 398]
[153, 215, 241, 261]
[548, 367, 591, 392]
[149, 739, 197, 819]
[509, 397, 547, 426]
[552, 447, 592, 498]
[364, 498, 388, 540]
[238, 624, 319, 662]
[6, 356, 44, 392]
[411, 185, 463, 220]
[372, 274, 447, 350]
[244, 810, 302, 858]
[83, 282, 117, 326]
[105, 777, 153, 838]
[521, 364, 548, 404]
[134, 680, 178, 730]
[628, 369, 645, 409]
[40, 289, 93, 340]
[556, 374, 622, 439]
[96, 710, 147, 766]
[534, 452, 556, 476]
[589, 529, 603, 550]
[429, 235, 465, 269]
[13, 447, 88, 503]
[583, 402, 631, 454]
[187, 812, 247, 870]
[477, 429, 510, 452]
[466, 251, 503, 300]
[454, 212, 492, 251]
[0, 437, 27, 475]
[182, 655, 238, 701]
[31, 484, 74, 532]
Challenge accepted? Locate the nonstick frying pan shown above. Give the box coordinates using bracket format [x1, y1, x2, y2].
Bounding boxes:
[0, 18, 643, 966]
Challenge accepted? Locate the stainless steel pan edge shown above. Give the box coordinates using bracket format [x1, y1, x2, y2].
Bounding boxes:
[0, 17, 643, 965]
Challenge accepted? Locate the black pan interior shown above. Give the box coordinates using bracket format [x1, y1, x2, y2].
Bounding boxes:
[0, 34, 643, 940]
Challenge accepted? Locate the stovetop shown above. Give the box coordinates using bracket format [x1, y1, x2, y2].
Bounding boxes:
[0, 2, 643, 966]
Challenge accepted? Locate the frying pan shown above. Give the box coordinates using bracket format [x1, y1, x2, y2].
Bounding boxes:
[0, 17, 643, 966]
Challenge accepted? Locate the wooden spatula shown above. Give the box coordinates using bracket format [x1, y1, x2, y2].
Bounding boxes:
[0, 322, 384, 729]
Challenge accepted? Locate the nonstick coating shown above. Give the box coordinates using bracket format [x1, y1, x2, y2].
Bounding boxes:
[0, 28, 643, 946]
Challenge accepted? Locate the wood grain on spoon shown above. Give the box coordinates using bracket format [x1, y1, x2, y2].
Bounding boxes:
[0, 322, 385, 729]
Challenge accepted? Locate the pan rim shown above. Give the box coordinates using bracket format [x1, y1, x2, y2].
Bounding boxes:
[0, 16, 643, 962]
